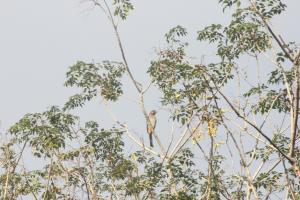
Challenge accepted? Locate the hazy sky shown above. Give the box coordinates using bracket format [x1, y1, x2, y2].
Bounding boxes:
[0, 0, 221, 130]
[0, 0, 299, 136]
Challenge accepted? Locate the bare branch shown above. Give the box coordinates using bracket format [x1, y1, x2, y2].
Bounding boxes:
[289, 49, 300, 157]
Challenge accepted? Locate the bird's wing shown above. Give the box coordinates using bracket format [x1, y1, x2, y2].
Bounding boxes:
[147, 121, 151, 134]
[149, 116, 156, 129]
[147, 115, 156, 134]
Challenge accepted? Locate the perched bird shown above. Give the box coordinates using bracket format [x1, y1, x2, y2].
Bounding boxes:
[147, 110, 157, 147]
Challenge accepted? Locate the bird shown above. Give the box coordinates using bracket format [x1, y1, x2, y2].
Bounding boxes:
[147, 110, 157, 147]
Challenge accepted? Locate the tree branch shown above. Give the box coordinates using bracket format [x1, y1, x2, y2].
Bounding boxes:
[250, 0, 294, 63]
[289, 49, 300, 157]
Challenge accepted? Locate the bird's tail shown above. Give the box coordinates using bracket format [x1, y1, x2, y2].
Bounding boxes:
[149, 134, 154, 147]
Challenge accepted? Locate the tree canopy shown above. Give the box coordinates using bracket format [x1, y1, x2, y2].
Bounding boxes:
[1, 0, 300, 199]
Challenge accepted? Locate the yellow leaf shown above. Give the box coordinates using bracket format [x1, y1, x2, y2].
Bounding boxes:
[213, 143, 220, 149]
[214, 141, 225, 150]
[192, 132, 204, 144]
[130, 153, 137, 161]
[208, 119, 217, 137]
[175, 92, 181, 100]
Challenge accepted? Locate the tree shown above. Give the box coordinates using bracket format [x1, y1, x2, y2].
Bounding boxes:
[1, 0, 300, 199]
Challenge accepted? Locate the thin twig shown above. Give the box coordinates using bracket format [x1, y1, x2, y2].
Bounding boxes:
[95, 1, 167, 156]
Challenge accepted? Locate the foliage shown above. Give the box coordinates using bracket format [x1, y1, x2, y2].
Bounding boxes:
[1, 0, 300, 199]
[64, 61, 125, 110]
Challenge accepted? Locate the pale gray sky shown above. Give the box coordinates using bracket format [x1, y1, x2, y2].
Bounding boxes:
[0, 0, 224, 130]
